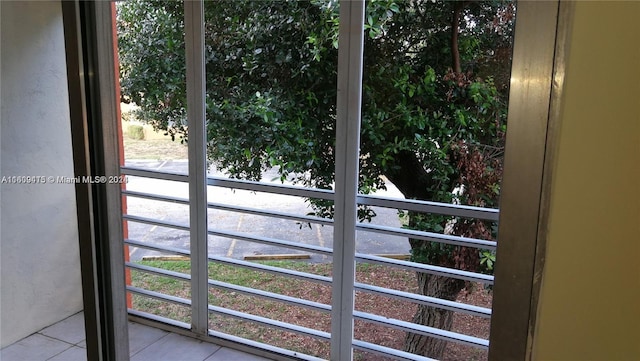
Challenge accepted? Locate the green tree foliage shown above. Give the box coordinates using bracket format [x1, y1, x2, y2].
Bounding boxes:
[117, 1, 514, 357]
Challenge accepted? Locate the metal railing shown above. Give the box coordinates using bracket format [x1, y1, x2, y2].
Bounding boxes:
[121, 165, 498, 361]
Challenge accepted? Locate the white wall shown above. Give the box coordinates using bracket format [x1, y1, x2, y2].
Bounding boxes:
[1, 1, 83, 347]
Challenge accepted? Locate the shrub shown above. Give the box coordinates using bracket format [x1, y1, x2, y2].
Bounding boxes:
[127, 124, 145, 140]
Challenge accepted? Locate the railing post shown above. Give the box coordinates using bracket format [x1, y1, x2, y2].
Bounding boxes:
[184, 0, 209, 336]
[331, 1, 365, 360]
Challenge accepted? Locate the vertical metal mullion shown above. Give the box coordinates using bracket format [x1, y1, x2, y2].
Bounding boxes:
[488, 1, 563, 360]
[62, 1, 130, 359]
[331, 1, 365, 360]
[93, 1, 131, 358]
[61, 2, 103, 359]
[184, 0, 209, 335]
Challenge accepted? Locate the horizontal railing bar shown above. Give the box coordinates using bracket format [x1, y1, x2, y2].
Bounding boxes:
[208, 255, 333, 285]
[358, 194, 499, 221]
[208, 279, 331, 314]
[127, 248, 322, 315]
[207, 227, 333, 256]
[121, 166, 188, 182]
[124, 206, 493, 256]
[128, 309, 191, 330]
[125, 262, 191, 281]
[208, 305, 331, 341]
[126, 247, 489, 317]
[125, 245, 490, 317]
[352, 339, 438, 361]
[127, 263, 332, 323]
[121, 166, 497, 222]
[354, 282, 491, 318]
[125, 241, 332, 286]
[122, 190, 189, 205]
[124, 189, 331, 228]
[353, 311, 489, 349]
[128, 250, 333, 324]
[207, 330, 325, 361]
[125, 239, 191, 257]
[356, 253, 494, 284]
[126, 285, 191, 307]
[357, 223, 497, 251]
[125, 209, 494, 255]
[207, 176, 335, 201]
[123, 214, 190, 231]
[208, 201, 333, 227]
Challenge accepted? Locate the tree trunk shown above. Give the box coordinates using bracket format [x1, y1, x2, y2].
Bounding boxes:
[385, 152, 465, 359]
[404, 272, 466, 359]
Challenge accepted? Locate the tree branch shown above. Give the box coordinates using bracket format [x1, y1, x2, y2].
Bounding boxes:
[451, 1, 465, 74]
[385, 150, 435, 200]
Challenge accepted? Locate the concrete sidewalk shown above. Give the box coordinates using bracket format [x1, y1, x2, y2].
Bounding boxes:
[123, 160, 410, 262]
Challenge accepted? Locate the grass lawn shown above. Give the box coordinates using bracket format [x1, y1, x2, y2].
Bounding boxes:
[129, 259, 491, 361]
[123, 137, 188, 160]
[130, 259, 334, 356]
[122, 121, 188, 160]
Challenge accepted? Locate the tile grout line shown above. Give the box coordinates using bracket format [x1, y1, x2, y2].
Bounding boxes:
[202, 346, 221, 361]
[37, 333, 78, 361]
[129, 330, 172, 359]
[36, 332, 79, 348]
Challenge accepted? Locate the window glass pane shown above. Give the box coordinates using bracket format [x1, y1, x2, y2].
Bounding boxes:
[116, 1, 192, 300]
[204, 2, 340, 358]
[356, 1, 516, 359]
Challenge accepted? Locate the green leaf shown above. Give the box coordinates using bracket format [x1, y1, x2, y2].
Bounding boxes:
[118, 0, 512, 270]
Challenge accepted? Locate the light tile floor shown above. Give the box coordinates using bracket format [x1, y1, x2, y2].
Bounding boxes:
[1, 312, 273, 361]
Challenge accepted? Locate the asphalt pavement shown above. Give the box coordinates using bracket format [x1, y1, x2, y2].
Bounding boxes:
[123, 160, 410, 262]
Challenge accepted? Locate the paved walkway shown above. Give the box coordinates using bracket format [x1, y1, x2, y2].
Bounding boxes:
[124, 160, 410, 262]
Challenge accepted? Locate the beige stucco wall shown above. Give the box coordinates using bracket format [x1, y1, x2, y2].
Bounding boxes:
[1, 1, 83, 347]
[532, 1, 640, 360]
